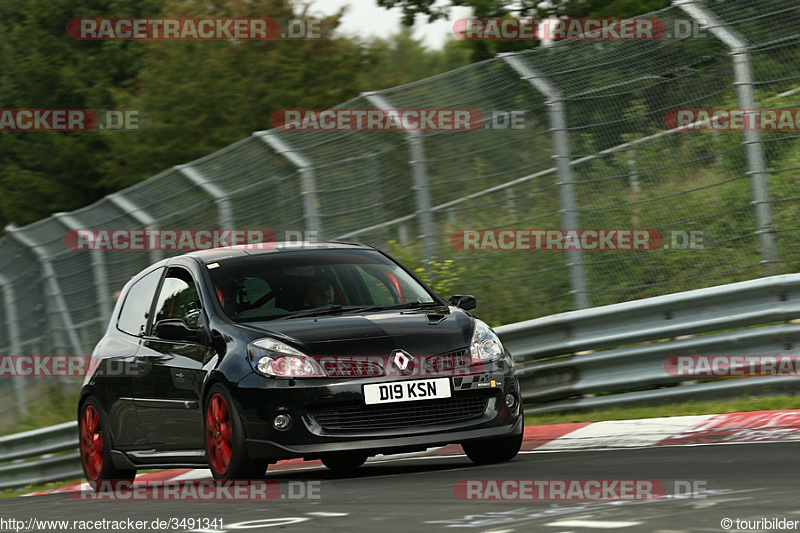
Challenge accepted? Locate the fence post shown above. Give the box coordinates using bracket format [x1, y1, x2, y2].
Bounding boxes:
[175, 164, 235, 229]
[364, 153, 390, 244]
[255, 131, 322, 238]
[52, 213, 112, 325]
[107, 192, 162, 266]
[676, 0, 780, 271]
[505, 188, 518, 220]
[501, 53, 590, 310]
[4, 225, 85, 356]
[0, 273, 28, 418]
[363, 91, 437, 271]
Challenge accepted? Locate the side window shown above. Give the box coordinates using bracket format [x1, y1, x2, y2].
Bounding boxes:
[117, 268, 163, 336]
[153, 269, 202, 328]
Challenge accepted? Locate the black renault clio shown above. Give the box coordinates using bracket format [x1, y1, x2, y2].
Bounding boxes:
[78, 242, 523, 483]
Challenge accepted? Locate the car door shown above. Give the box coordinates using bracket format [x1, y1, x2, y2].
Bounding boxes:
[100, 266, 164, 449]
[133, 266, 215, 449]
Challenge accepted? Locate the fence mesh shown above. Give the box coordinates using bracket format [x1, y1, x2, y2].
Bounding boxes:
[1, 0, 799, 430]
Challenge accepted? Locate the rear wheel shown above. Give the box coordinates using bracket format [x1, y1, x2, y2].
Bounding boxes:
[204, 384, 267, 479]
[321, 452, 368, 472]
[79, 397, 136, 488]
[462, 430, 523, 465]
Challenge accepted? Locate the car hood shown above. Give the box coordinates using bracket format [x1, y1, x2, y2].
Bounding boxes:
[242, 306, 475, 356]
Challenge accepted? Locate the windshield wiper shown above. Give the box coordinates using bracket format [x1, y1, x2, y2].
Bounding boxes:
[282, 305, 379, 319]
[382, 301, 443, 310]
[282, 302, 442, 319]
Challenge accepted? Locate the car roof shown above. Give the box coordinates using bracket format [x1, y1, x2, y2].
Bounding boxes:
[181, 241, 376, 264]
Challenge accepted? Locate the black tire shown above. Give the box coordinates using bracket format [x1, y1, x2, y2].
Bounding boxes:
[321, 452, 368, 472]
[78, 396, 136, 489]
[204, 384, 268, 479]
[462, 430, 523, 465]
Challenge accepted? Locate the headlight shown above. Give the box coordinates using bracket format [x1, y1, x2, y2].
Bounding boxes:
[469, 319, 505, 362]
[247, 337, 325, 377]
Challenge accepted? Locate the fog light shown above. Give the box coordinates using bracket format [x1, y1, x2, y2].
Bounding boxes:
[505, 393, 517, 409]
[273, 413, 292, 430]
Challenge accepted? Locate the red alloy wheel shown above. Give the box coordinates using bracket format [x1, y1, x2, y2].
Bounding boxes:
[206, 393, 233, 475]
[79, 405, 103, 481]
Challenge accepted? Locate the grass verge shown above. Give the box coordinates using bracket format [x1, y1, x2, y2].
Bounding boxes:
[524, 396, 800, 426]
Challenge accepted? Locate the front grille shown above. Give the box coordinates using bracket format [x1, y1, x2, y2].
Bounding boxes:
[319, 348, 472, 377]
[322, 359, 383, 377]
[309, 394, 489, 431]
[427, 351, 471, 372]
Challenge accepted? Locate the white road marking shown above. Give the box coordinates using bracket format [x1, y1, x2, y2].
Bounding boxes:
[172, 469, 212, 481]
[546, 519, 643, 528]
[536, 415, 713, 450]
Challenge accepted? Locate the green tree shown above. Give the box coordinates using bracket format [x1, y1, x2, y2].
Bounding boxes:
[0, 0, 161, 227]
[377, 0, 672, 61]
[107, 0, 372, 184]
[362, 27, 470, 89]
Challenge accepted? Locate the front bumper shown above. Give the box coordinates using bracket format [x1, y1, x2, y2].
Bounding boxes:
[246, 415, 523, 458]
[232, 361, 522, 460]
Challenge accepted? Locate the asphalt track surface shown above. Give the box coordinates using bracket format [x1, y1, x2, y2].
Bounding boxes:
[3, 441, 798, 532]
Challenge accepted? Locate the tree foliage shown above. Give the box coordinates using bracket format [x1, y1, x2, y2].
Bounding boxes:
[0, 0, 468, 229]
[377, 0, 672, 60]
[0, 0, 161, 226]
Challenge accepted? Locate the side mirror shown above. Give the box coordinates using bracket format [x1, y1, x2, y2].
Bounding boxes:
[448, 294, 477, 311]
[154, 319, 203, 342]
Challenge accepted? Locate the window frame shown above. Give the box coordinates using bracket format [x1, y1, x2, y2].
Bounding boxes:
[116, 266, 165, 337]
[144, 266, 205, 338]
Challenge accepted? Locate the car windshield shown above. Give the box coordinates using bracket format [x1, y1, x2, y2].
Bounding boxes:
[205, 249, 438, 322]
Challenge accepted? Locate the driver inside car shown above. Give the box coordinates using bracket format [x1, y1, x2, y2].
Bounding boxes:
[303, 278, 335, 308]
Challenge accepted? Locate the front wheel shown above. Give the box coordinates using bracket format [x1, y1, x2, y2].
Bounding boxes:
[462, 430, 523, 465]
[204, 384, 267, 479]
[79, 397, 136, 489]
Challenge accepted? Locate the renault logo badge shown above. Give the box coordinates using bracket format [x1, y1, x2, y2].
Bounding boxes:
[391, 350, 415, 375]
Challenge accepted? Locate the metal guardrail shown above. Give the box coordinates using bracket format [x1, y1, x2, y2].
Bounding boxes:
[496, 274, 800, 414]
[2, 274, 800, 488]
[0, 421, 82, 489]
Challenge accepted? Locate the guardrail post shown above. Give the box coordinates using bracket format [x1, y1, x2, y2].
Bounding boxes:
[107, 192, 163, 266]
[500, 53, 590, 310]
[363, 91, 437, 273]
[0, 273, 28, 418]
[255, 131, 323, 238]
[52, 213, 112, 324]
[676, 0, 780, 272]
[176, 164, 235, 229]
[4, 225, 85, 357]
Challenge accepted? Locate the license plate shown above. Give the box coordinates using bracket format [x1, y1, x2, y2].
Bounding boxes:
[363, 378, 451, 405]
